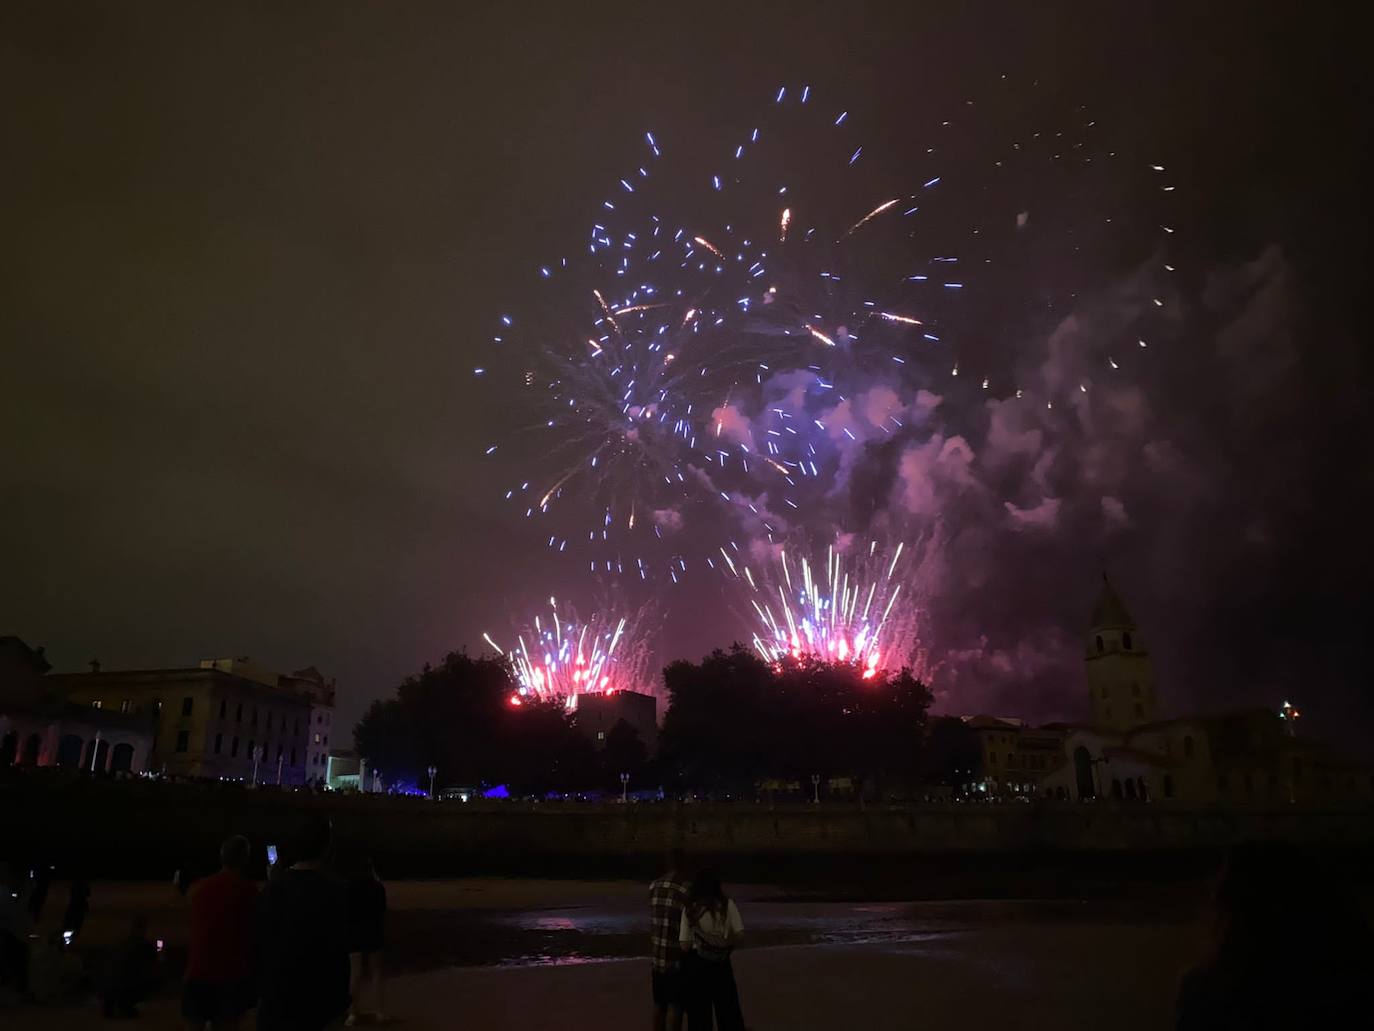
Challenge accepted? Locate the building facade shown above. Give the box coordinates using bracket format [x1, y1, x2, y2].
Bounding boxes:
[573, 690, 658, 753]
[0, 637, 155, 774]
[964, 578, 1372, 805]
[279, 666, 337, 779]
[48, 656, 336, 784]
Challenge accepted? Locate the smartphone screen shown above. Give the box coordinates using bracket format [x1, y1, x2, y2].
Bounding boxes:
[266, 845, 278, 866]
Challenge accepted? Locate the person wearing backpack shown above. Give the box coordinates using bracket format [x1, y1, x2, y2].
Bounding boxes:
[678, 871, 745, 1031]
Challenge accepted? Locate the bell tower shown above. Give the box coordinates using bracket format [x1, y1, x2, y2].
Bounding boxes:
[1086, 575, 1156, 732]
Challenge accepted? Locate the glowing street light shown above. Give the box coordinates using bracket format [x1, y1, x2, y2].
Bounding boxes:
[427, 765, 438, 800]
[619, 771, 630, 804]
[811, 773, 821, 804]
[1279, 700, 1302, 737]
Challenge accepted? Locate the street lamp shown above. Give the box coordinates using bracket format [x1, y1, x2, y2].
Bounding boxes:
[811, 773, 821, 804]
[1279, 700, 1302, 737]
[427, 765, 438, 800]
[620, 771, 630, 804]
[252, 746, 264, 786]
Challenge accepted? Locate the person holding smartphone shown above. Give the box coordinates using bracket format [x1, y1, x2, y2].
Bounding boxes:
[183, 835, 258, 1030]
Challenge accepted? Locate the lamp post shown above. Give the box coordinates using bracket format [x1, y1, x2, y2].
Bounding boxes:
[252, 746, 264, 786]
[276, 753, 284, 786]
[1279, 700, 1302, 738]
[620, 772, 630, 804]
[811, 773, 821, 804]
[428, 765, 438, 800]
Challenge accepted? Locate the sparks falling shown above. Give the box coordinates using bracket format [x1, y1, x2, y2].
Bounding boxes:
[484, 83, 1176, 584]
[722, 540, 920, 678]
[484, 596, 658, 706]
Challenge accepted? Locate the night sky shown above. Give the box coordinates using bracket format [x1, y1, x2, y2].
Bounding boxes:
[4, 3, 1369, 746]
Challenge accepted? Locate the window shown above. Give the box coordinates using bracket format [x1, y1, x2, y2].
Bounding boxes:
[236, 703, 243, 723]
[1163, 774, 1175, 799]
[214, 733, 223, 755]
[1095, 635, 1104, 653]
[314, 733, 321, 745]
[175, 730, 189, 753]
[120, 699, 132, 714]
[990, 752, 998, 765]
[219, 699, 227, 719]
[290, 748, 297, 765]
[1123, 631, 1132, 650]
[1183, 736, 1195, 760]
[1100, 686, 1107, 698]
[181, 696, 193, 716]
[277, 744, 283, 760]
[92, 700, 103, 709]
[323, 736, 328, 747]
[1105, 706, 1112, 720]
[152, 699, 162, 714]
[247, 740, 255, 758]
[266, 712, 273, 731]
[251, 707, 258, 727]
[1134, 703, 1144, 719]
[597, 731, 606, 741]
[231, 736, 240, 758]
[294, 718, 300, 735]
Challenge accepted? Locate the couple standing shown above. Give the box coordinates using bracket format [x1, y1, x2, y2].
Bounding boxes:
[650, 850, 746, 1031]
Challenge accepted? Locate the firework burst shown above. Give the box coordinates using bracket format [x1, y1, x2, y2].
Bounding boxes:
[718, 537, 927, 678]
[486, 82, 1176, 584]
[483, 596, 658, 706]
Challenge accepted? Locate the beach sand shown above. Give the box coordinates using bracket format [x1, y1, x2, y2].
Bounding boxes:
[3, 879, 1201, 1029]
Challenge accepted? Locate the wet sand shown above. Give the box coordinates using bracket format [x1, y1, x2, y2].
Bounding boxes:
[3, 879, 1204, 1029]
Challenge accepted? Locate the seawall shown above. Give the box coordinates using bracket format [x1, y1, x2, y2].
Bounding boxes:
[5, 774, 1371, 881]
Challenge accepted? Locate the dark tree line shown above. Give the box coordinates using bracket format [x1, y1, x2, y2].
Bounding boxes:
[353, 652, 631, 795]
[356, 646, 980, 798]
[658, 646, 942, 797]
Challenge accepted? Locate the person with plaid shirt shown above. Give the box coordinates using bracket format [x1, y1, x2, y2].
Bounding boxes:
[649, 849, 690, 1031]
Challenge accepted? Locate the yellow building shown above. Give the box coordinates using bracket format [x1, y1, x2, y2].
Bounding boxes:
[48, 657, 330, 784]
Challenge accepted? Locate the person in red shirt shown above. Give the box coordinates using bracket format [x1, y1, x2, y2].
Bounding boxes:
[183, 835, 259, 1030]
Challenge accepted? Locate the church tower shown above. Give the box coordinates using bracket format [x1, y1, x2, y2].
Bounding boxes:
[1086, 575, 1157, 732]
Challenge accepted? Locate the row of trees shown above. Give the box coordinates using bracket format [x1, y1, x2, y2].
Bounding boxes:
[659, 647, 985, 796]
[354, 645, 984, 798]
[353, 651, 648, 795]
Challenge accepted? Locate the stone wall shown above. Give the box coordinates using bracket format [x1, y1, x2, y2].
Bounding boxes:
[5, 773, 1371, 880]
